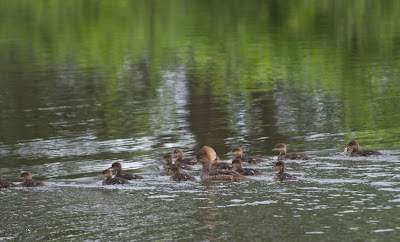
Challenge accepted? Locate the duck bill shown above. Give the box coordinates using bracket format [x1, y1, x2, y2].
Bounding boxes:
[344, 147, 350, 153]
[226, 152, 233, 155]
[193, 160, 199, 163]
[272, 148, 277, 151]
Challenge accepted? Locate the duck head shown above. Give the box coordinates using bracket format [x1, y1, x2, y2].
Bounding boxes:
[344, 140, 359, 153]
[272, 143, 287, 154]
[100, 169, 113, 178]
[17, 171, 33, 181]
[194, 146, 217, 164]
[227, 147, 243, 157]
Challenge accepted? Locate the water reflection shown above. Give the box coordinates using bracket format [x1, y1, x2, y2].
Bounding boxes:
[1, 0, 400, 240]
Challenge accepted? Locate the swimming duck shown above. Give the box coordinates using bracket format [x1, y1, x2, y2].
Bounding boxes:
[195, 146, 250, 182]
[274, 161, 297, 181]
[231, 158, 263, 176]
[17, 172, 46, 187]
[211, 156, 233, 170]
[109, 162, 144, 180]
[344, 140, 383, 156]
[272, 143, 311, 160]
[163, 153, 193, 171]
[100, 169, 130, 185]
[173, 148, 196, 165]
[0, 172, 15, 188]
[227, 147, 266, 163]
[170, 164, 196, 182]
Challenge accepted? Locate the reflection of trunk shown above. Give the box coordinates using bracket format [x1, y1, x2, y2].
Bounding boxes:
[186, 64, 277, 151]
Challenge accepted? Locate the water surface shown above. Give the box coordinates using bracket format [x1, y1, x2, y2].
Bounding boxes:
[1, 0, 400, 240]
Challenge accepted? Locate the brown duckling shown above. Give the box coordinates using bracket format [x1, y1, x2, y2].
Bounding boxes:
[211, 156, 233, 170]
[173, 148, 196, 165]
[274, 161, 297, 181]
[227, 147, 266, 164]
[232, 158, 263, 176]
[100, 169, 130, 185]
[170, 164, 196, 182]
[109, 162, 144, 180]
[344, 140, 383, 156]
[0, 172, 15, 188]
[195, 146, 251, 182]
[272, 143, 311, 160]
[163, 153, 193, 171]
[17, 172, 46, 187]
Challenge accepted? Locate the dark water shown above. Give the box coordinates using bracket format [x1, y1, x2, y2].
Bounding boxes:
[1, 0, 400, 240]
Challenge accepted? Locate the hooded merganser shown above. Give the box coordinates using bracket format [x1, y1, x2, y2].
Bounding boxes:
[272, 143, 311, 160]
[170, 164, 196, 182]
[274, 161, 297, 181]
[17, 172, 46, 187]
[344, 140, 383, 156]
[173, 148, 196, 165]
[163, 153, 193, 171]
[0, 173, 15, 188]
[227, 147, 266, 163]
[211, 156, 233, 170]
[100, 169, 130, 185]
[109, 162, 144, 180]
[195, 146, 251, 182]
[231, 158, 263, 176]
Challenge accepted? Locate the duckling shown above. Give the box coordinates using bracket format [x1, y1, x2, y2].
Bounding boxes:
[100, 169, 130, 185]
[170, 164, 196, 182]
[231, 158, 263, 176]
[272, 143, 311, 160]
[211, 156, 233, 170]
[195, 146, 251, 182]
[344, 140, 383, 156]
[274, 161, 297, 181]
[173, 148, 196, 165]
[227, 147, 266, 163]
[109, 162, 143, 180]
[163, 153, 192, 171]
[0, 172, 15, 188]
[17, 172, 46, 187]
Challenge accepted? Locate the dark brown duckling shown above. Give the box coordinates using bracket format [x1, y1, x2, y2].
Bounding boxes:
[100, 169, 130, 185]
[272, 143, 311, 160]
[0, 172, 15, 188]
[17, 172, 46, 187]
[170, 164, 196, 182]
[173, 148, 197, 165]
[195, 146, 251, 182]
[227, 147, 266, 164]
[344, 140, 383, 156]
[232, 158, 263, 176]
[109, 162, 143, 180]
[163, 153, 193, 171]
[211, 156, 233, 170]
[274, 161, 297, 181]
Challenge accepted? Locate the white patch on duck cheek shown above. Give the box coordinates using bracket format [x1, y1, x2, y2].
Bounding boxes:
[210, 151, 217, 162]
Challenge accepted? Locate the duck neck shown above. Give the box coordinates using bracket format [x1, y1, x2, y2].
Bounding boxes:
[116, 169, 123, 177]
[279, 150, 287, 155]
[278, 169, 285, 174]
[201, 162, 211, 175]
